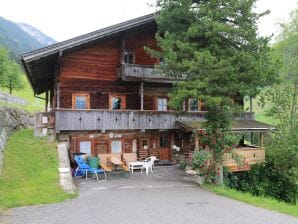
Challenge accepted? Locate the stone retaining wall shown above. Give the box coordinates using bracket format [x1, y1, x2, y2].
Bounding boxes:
[0, 92, 27, 105]
[57, 142, 76, 193]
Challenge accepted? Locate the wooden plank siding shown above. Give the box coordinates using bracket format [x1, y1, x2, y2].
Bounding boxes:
[58, 26, 159, 110]
[69, 129, 175, 158]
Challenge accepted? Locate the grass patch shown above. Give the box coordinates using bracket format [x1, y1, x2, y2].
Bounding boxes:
[255, 112, 278, 126]
[0, 129, 75, 210]
[0, 75, 44, 113]
[204, 184, 298, 217]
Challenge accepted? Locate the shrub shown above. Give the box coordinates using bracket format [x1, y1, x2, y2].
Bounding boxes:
[225, 159, 297, 204]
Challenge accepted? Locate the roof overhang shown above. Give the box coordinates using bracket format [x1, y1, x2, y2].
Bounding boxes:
[21, 13, 156, 94]
[177, 120, 276, 132]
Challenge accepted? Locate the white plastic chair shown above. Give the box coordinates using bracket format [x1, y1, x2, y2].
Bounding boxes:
[141, 156, 156, 175]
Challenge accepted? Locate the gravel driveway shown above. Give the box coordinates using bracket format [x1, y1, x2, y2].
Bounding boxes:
[1, 167, 297, 224]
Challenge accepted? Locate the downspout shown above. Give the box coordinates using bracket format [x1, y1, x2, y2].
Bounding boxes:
[54, 51, 63, 109]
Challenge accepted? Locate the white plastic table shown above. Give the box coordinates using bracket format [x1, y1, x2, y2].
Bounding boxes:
[129, 161, 144, 173]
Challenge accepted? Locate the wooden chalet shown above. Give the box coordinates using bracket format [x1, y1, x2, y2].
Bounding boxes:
[22, 14, 274, 171]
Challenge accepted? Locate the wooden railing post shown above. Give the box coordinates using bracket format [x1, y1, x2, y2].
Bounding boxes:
[140, 82, 144, 111]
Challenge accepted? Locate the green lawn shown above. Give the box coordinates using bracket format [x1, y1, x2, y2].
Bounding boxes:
[244, 96, 278, 125]
[0, 75, 44, 113]
[204, 185, 298, 217]
[0, 129, 75, 210]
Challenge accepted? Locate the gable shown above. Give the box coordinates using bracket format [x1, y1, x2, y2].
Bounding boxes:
[21, 13, 156, 94]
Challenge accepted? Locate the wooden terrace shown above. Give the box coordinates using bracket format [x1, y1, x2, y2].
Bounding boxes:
[223, 147, 266, 172]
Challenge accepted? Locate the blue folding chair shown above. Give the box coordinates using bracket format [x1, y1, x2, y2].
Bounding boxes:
[74, 155, 107, 181]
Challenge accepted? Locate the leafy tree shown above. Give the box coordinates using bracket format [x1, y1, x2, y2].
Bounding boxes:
[149, 0, 278, 183]
[0, 46, 24, 94]
[226, 10, 298, 204]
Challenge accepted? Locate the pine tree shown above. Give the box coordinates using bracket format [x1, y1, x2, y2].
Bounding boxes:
[150, 0, 278, 109]
[149, 0, 279, 184]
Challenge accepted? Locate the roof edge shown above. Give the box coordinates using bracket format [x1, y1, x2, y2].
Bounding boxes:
[21, 13, 156, 62]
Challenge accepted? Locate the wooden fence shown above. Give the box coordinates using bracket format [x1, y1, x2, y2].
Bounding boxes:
[223, 147, 265, 172]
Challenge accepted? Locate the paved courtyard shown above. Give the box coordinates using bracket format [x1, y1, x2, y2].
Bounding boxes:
[1, 166, 297, 224]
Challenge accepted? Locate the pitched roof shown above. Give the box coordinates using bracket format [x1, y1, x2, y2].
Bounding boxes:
[177, 120, 276, 132]
[21, 13, 156, 94]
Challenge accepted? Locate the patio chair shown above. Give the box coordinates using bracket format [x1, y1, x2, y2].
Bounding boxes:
[74, 155, 107, 181]
[141, 156, 157, 175]
[122, 153, 138, 166]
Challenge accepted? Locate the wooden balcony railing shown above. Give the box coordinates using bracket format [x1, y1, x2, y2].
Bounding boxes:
[34, 112, 55, 137]
[119, 64, 178, 83]
[55, 109, 206, 133]
[223, 147, 265, 172]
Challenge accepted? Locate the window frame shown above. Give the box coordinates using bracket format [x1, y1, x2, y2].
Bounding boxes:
[157, 97, 167, 111]
[110, 139, 122, 153]
[141, 138, 149, 149]
[72, 93, 90, 109]
[79, 141, 92, 155]
[123, 49, 135, 64]
[188, 98, 202, 112]
[109, 94, 126, 110]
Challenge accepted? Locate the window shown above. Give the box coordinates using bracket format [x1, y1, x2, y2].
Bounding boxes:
[111, 140, 122, 153]
[123, 49, 134, 64]
[79, 141, 91, 154]
[189, 98, 199, 111]
[112, 97, 121, 110]
[159, 135, 168, 148]
[159, 57, 165, 65]
[141, 139, 149, 148]
[72, 93, 90, 109]
[109, 94, 126, 110]
[157, 98, 167, 111]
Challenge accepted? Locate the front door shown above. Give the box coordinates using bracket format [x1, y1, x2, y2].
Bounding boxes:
[158, 134, 171, 162]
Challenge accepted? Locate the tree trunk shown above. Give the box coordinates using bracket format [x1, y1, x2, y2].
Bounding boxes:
[9, 78, 12, 94]
[215, 164, 223, 185]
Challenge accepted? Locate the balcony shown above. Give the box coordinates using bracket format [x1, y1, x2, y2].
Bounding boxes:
[55, 109, 206, 132]
[118, 64, 177, 83]
[54, 109, 255, 133]
[223, 147, 265, 172]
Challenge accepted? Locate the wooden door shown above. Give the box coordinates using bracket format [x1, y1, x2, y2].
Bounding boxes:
[158, 134, 171, 161]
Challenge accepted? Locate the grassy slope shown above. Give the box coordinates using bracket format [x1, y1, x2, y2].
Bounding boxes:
[244, 96, 277, 125]
[0, 75, 44, 113]
[204, 185, 298, 217]
[0, 129, 74, 209]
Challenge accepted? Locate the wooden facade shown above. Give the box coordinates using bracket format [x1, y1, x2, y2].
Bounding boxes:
[23, 14, 273, 168]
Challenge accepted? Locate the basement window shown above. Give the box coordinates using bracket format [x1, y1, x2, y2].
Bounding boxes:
[79, 141, 91, 155]
[111, 140, 122, 153]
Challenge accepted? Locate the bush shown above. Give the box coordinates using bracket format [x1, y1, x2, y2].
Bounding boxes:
[192, 150, 212, 174]
[224, 159, 297, 204]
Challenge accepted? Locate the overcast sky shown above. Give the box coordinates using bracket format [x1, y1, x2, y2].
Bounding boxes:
[0, 0, 297, 42]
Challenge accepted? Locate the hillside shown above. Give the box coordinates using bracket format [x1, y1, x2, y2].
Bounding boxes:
[0, 75, 44, 113]
[18, 23, 56, 46]
[0, 16, 56, 61]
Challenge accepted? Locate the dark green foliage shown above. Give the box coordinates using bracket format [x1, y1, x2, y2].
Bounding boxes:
[150, 0, 278, 110]
[225, 159, 297, 204]
[150, 1, 278, 185]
